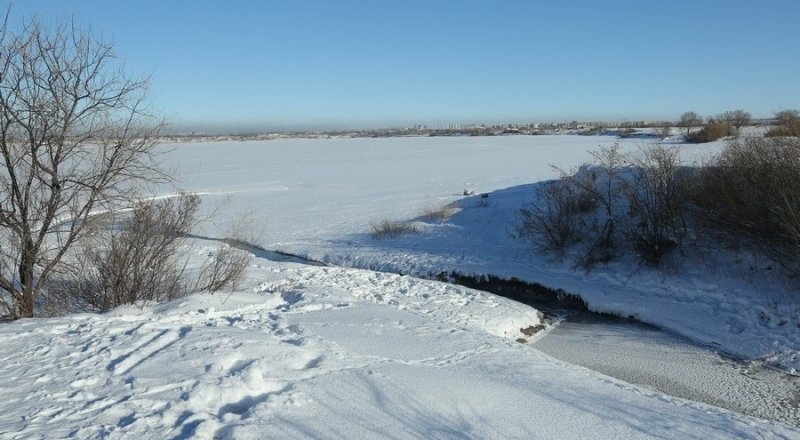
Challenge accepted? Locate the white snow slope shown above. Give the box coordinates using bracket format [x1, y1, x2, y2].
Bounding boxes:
[1, 257, 796, 439]
[2, 134, 799, 438]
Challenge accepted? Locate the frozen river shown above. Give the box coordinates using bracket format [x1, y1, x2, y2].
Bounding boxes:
[532, 309, 800, 427]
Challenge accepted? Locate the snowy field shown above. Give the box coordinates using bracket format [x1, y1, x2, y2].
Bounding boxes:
[164, 134, 799, 372]
[2, 134, 799, 438]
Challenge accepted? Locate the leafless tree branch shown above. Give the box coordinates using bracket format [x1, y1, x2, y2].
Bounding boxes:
[0, 13, 166, 318]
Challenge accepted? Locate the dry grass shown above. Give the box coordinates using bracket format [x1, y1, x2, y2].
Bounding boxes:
[420, 202, 458, 222]
[369, 219, 420, 239]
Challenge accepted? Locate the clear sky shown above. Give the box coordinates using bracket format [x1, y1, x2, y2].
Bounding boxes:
[6, 0, 800, 132]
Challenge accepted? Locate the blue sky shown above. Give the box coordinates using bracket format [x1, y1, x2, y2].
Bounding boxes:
[7, 1, 800, 131]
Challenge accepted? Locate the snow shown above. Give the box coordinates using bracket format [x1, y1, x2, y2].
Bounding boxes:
[2, 134, 799, 438]
[532, 314, 800, 426]
[161, 135, 798, 371]
[1, 259, 796, 438]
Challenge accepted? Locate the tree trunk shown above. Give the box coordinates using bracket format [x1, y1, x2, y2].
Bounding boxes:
[18, 239, 36, 318]
[19, 288, 34, 318]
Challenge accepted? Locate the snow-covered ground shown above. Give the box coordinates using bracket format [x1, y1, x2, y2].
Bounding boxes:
[2, 250, 797, 438]
[2, 134, 799, 438]
[164, 135, 799, 372]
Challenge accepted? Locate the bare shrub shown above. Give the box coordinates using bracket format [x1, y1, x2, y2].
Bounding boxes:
[77, 194, 200, 311]
[517, 180, 593, 257]
[687, 121, 729, 143]
[625, 145, 686, 264]
[196, 244, 252, 292]
[567, 144, 625, 268]
[195, 208, 257, 292]
[531, 143, 624, 268]
[766, 120, 800, 137]
[370, 219, 420, 239]
[775, 110, 800, 126]
[692, 136, 800, 269]
[767, 110, 800, 137]
[524, 143, 689, 267]
[721, 109, 751, 134]
[657, 126, 671, 139]
[519, 136, 800, 272]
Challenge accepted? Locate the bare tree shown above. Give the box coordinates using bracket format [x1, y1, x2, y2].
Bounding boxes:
[679, 112, 703, 137]
[775, 109, 800, 126]
[0, 15, 165, 318]
[721, 110, 751, 136]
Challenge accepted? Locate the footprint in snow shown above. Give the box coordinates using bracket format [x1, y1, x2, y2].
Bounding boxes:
[302, 355, 324, 370]
[281, 290, 303, 305]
